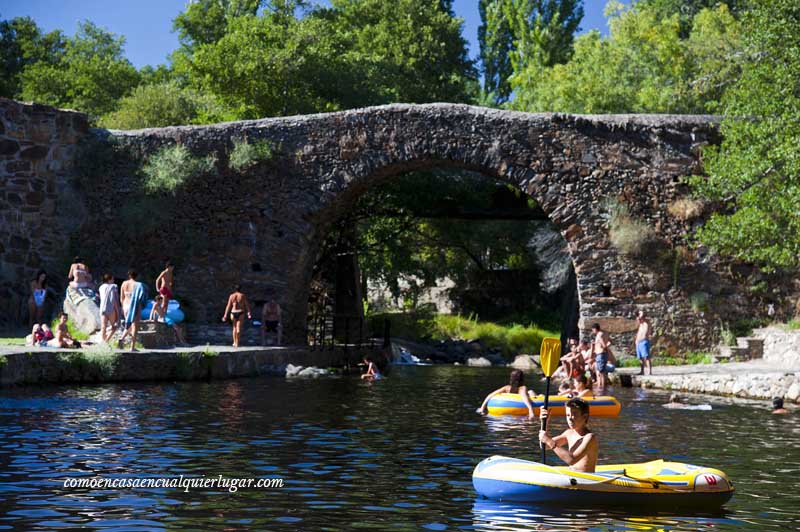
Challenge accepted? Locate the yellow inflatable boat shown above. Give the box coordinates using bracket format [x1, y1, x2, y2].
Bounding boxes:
[487, 393, 621, 417]
[473, 456, 734, 507]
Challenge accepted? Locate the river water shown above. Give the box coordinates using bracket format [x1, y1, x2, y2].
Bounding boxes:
[0, 365, 798, 531]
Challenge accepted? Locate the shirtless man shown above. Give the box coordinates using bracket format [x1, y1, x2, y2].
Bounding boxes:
[119, 270, 145, 352]
[49, 313, 81, 348]
[155, 260, 175, 311]
[591, 323, 613, 390]
[539, 398, 598, 472]
[261, 299, 282, 346]
[222, 285, 252, 347]
[635, 310, 652, 375]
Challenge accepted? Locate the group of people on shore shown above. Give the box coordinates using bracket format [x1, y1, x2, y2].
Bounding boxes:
[25, 258, 283, 351]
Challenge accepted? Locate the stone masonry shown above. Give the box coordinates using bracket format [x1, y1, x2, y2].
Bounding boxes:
[2, 98, 798, 353]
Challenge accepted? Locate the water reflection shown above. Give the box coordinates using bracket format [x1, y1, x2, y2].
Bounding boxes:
[0, 367, 798, 530]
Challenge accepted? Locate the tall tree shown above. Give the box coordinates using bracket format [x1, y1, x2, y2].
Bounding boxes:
[0, 16, 65, 99]
[478, 0, 583, 105]
[509, 2, 741, 113]
[691, 0, 800, 270]
[19, 21, 139, 118]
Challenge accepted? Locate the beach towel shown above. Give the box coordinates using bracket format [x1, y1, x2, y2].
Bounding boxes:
[125, 281, 145, 327]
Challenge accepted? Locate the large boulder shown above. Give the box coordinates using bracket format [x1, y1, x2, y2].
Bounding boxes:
[63, 287, 101, 334]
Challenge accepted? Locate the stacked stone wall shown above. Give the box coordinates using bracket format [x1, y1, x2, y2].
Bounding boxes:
[0, 98, 89, 325]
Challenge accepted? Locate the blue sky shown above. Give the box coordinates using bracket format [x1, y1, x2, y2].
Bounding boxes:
[0, 0, 625, 69]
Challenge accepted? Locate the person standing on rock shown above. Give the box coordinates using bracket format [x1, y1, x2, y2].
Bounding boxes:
[222, 285, 251, 347]
[155, 260, 175, 311]
[635, 310, 653, 376]
[591, 323, 613, 390]
[118, 270, 145, 352]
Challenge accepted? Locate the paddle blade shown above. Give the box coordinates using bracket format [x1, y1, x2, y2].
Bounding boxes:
[539, 337, 562, 376]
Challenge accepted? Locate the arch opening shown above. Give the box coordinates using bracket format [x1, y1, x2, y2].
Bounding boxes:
[303, 163, 581, 356]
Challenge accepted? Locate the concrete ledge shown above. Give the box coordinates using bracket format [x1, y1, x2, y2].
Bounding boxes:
[615, 362, 800, 403]
[0, 345, 377, 386]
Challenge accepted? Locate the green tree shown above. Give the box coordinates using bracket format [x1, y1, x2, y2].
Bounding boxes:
[174, 12, 348, 118]
[19, 21, 139, 118]
[639, 0, 747, 36]
[509, 2, 741, 113]
[0, 16, 65, 98]
[98, 81, 235, 129]
[479, 0, 583, 104]
[173, 0, 263, 50]
[329, 0, 476, 105]
[691, 0, 800, 270]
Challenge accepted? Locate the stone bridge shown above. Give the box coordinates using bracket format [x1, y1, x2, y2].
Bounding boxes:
[2, 99, 792, 354]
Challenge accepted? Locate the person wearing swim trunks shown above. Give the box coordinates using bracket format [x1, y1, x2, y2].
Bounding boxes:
[591, 323, 613, 390]
[118, 270, 145, 352]
[49, 312, 81, 348]
[28, 270, 48, 328]
[635, 310, 652, 375]
[99, 273, 122, 343]
[155, 260, 175, 310]
[222, 285, 251, 347]
[261, 299, 282, 346]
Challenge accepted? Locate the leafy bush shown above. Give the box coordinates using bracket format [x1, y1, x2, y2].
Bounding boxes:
[229, 138, 276, 172]
[719, 322, 736, 346]
[142, 144, 217, 194]
[99, 82, 233, 129]
[605, 200, 657, 256]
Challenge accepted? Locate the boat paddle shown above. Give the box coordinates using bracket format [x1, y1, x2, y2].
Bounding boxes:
[539, 337, 562, 464]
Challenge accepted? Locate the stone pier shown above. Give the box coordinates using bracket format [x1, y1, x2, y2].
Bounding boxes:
[0, 344, 379, 386]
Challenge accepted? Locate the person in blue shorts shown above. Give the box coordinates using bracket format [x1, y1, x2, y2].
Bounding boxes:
[591, 323, 613, 390]
[635, 310, 652, 375]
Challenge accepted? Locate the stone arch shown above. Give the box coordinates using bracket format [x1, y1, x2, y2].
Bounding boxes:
[9, 98, 775, 354]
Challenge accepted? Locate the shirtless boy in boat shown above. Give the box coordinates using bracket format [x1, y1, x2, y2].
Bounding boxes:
[539, 398, 598, 472]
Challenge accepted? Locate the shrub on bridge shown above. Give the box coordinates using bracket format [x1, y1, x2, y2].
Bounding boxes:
[142, 144, 217, 194]
[228, 138, 276, 172]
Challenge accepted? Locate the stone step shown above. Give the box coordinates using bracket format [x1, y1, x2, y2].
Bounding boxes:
[736, 337, 764, 359]
[713, 345, 750, 363]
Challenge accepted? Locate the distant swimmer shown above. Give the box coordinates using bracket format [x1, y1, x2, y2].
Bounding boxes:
[663, 394, 712, 411]
[772, 397, 788, 415]
[361, 356, 382, 381]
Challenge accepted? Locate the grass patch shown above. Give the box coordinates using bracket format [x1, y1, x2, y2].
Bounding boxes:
[57, 347, 120, 379]
[605, 199, 657, 257]
[786, 319, 800, 330]
[0, 337, 26, 346]
[369, 310, 558, 359]
[668, 198, 704, 221]
[142, 144, 217, 194]
[229, 138, 276, 171]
